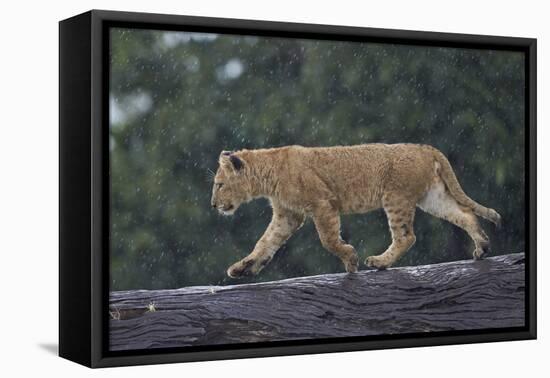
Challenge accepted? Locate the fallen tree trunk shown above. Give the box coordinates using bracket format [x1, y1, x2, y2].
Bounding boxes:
[109, 253, 525, 351]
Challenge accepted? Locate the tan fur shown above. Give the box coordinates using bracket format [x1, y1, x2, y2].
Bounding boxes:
[211, 144, 501, 277]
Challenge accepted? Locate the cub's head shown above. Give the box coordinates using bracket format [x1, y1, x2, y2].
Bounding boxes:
[211, 151, 249, 216]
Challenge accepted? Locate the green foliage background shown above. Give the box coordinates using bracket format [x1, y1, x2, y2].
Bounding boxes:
[109, 28, 525, 291]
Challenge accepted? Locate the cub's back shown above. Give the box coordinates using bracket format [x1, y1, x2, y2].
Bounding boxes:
[288, 143, 432, 182]
[284, 144, 436, 212]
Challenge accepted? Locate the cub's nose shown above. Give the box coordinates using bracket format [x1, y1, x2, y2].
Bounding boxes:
[211, 202, 217, 209]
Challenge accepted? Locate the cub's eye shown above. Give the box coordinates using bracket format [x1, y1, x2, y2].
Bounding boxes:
[216, 183, 224, 189]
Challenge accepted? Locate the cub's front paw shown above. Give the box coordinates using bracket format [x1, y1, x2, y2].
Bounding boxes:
[227, 259, 257, 278]
[473, 241, 491, 261]
[344, 254, 359, 273]
[365, 255, 390, 270]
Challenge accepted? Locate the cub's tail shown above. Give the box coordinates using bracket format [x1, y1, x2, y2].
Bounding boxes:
[432, 148, 502, 227]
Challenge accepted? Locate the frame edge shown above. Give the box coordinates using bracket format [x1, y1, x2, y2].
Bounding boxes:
[59, 11, 94, 368]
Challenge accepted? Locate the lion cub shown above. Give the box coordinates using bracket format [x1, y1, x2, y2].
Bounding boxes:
[211, 144, 501, 278]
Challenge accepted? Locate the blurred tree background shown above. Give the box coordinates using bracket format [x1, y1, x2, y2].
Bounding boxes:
[109, 28, 525, 291]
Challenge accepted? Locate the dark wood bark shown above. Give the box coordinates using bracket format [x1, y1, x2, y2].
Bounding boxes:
[109, 253, 525, 351]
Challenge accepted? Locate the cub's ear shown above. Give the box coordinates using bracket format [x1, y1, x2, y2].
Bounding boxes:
[219, 150, 245, 172]
[229, 155, 244, 171]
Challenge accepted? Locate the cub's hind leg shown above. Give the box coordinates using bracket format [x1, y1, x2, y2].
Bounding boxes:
[312, 201, 359, 273]
[366, 193, 417, 269]
[417, 179, 490, 260]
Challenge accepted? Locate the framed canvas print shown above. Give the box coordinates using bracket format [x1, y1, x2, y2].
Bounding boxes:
[59, 10, 536, 368]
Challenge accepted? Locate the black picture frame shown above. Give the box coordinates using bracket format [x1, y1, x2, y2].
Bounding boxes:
[59, 9, 537, 368]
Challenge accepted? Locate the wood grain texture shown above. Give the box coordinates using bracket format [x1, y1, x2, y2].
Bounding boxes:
[109, 253, 525, 351]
